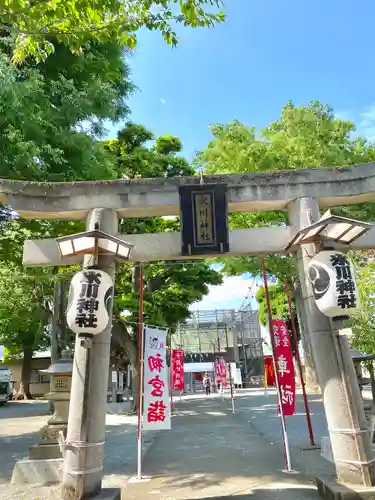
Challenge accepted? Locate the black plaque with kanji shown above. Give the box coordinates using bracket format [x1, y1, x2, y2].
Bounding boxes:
[179, 184, 229, 256]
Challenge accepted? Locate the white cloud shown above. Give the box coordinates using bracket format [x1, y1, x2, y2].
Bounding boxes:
[160, 98, 166, 105]
[190, 275, 260, 311]
[334, 110, 351, 121]
[333, 105, 375, 142]
[359, 104, 375, 141]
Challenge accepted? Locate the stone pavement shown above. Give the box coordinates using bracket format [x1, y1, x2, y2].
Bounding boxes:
[0, 400, 154, 500]
[0, 391, 339, 499]
[233, 388, 335, 478]
[234, 388, 327, 447]
[123, 395, 326, 499]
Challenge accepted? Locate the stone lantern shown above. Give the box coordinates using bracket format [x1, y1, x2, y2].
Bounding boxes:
[350, 348, 375, 443]
[350, 349, 375, 408]
[12, 350, 73, 484]
[29, 350, 73, 460]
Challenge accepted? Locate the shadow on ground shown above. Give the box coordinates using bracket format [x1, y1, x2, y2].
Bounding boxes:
[0, 401, 142, 485]
[194, 488, 319, 500]
[124, 397, 323, 499]
[234, 392, 327, 449]
[103, 418, 138, 478]
[0, 430, 41, 483]
[0, 402, 49, 483]
[0, 401, 49, 419]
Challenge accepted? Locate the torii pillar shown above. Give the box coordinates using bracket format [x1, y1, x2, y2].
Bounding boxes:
[61, 208, 118, 500]
[289, 198, 375, 498]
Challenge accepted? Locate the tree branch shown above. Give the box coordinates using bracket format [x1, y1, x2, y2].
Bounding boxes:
[112, 319, 138, 368]
[146, 273, 167, 292]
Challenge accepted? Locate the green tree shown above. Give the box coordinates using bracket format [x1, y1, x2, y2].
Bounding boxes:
[0, 263, 52, 398]
[1, 0, 225, 63]
[0, 37, 133, 395]
[256, 283, 289, 327]
[0, 217, 80, 397]
[0, 38, 134, 181]
[198, 102, 375, 280]
[154, 135, 183, 155]
[104, 124, 221, 408]
[350, 253, 375, 355]
[197, 101, 375, 391]
[103, 122, 194, 178]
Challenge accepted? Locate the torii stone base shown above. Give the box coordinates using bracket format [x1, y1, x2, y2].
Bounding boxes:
[11, 458, 63, 485]
[317, 476, 375, 499]
[11, 352, 72, 486]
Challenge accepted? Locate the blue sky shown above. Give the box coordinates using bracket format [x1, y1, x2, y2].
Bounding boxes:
[106, 0, 375, 310]
[190, 273, 261, 312]
[106, 0, 375, 159]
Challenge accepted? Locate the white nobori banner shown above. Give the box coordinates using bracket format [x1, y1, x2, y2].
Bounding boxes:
[143, 327, 171, 431]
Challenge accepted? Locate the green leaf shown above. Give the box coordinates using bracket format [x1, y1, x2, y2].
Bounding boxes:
[1, 0, 225, 62]
[197, 101, 375, 281]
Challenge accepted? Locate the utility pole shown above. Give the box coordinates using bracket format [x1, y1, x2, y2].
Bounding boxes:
[61, 208, 118, 499]
[288, 198, 375, 486]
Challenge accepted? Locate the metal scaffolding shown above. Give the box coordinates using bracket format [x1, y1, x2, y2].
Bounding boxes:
[171, 306, 264, 378]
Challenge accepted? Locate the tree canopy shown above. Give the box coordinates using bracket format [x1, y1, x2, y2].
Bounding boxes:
[103, 122, 194, 179]
[105, 123, 222, 384]
[349, 252, 375, 355]
[256, 282, 289, 327]
[0, 120, 222, 397]
[0, 36, 134, 181]
[0, 35, 130, 396]
[0, 4, 225, 399]
[196, 100, 375, 384]
[197, 101, 375, 281]
[0, 264, 51, 355]
[0, 35, 132, 384]
[1, 0, 225, 63]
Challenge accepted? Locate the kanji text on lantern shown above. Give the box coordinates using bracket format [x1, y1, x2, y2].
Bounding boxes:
[75, 271, 102, 329]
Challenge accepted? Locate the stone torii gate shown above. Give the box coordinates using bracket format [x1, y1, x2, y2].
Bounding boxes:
[2, 163, 375, 498]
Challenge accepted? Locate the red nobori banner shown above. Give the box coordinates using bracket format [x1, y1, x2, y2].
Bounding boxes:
[220, 357, 227, 388]
[215, 358, 221, 379]
[272, 319, 296, 417]
[171, 349, 184, 391]
[215, 357, 227, 387]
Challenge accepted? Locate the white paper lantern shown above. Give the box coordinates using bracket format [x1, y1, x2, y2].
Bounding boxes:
[66, 269, 114, 336]
[308, 251, 359, 318]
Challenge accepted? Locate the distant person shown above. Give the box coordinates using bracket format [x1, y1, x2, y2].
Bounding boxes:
[203, 372, 211, 396]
